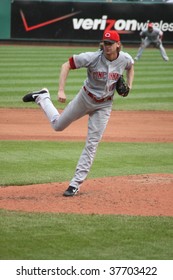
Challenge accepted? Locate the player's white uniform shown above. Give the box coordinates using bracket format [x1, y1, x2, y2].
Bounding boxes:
[135, 27, 169, 61]
[36, 50, 134, 189]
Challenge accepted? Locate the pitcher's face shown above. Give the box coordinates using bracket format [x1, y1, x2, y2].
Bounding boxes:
[103, 41, 121, 60]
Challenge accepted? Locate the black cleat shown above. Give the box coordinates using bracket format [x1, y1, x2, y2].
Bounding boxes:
[63, 186, 78, 197]
[22, 88, 49, 102]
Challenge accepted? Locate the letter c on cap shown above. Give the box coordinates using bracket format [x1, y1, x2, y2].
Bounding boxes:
[105, 32, 111, 38]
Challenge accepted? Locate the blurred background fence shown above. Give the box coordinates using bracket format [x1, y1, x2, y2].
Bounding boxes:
[0, 0, 173, 44]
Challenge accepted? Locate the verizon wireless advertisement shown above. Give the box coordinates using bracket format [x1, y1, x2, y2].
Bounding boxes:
[11, 1, 173, 43]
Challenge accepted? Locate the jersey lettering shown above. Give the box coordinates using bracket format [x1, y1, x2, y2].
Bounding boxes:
[93, 72, 120, 81]
[108, 73, 119, 80]
[93, 72, 106, 79]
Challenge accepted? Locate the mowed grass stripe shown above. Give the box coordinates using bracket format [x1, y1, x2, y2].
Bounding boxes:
[0, 45, 172, 110]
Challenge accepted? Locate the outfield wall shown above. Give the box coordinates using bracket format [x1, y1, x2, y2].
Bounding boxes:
[1, 0, 173, 44]
[0, 0, 11, 39]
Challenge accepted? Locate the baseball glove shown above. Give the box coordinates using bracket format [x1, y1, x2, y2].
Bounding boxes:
[116, 75, 130, 97]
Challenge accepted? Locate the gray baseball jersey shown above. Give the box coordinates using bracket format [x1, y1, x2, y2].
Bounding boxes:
[135, 27, 168, 61]
[140, 27, 162, 42]
[70, 50, 134, 99]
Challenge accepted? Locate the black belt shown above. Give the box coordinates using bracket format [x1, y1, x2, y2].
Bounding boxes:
[83, 86, 113, 103]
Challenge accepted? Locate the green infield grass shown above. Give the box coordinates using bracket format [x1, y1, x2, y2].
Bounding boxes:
[0, 141, 173, 186]
[0, 210, 172, 260]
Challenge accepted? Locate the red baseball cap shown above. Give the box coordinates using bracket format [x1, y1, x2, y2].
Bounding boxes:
[148, 22, 153, 28]
[102, 30, 120, 43]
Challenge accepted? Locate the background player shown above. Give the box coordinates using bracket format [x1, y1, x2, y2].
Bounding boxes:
[23, 30, 134, 197]
[134, 22, 169, 61]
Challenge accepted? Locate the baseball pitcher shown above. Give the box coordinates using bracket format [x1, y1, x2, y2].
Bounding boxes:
[23, 30, 134, 197]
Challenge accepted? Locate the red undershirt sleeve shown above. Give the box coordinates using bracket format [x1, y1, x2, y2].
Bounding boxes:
[69, 56, 77, 69]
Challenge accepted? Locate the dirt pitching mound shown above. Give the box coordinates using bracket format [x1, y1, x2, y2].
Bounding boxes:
[0, 174, 173, 216]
